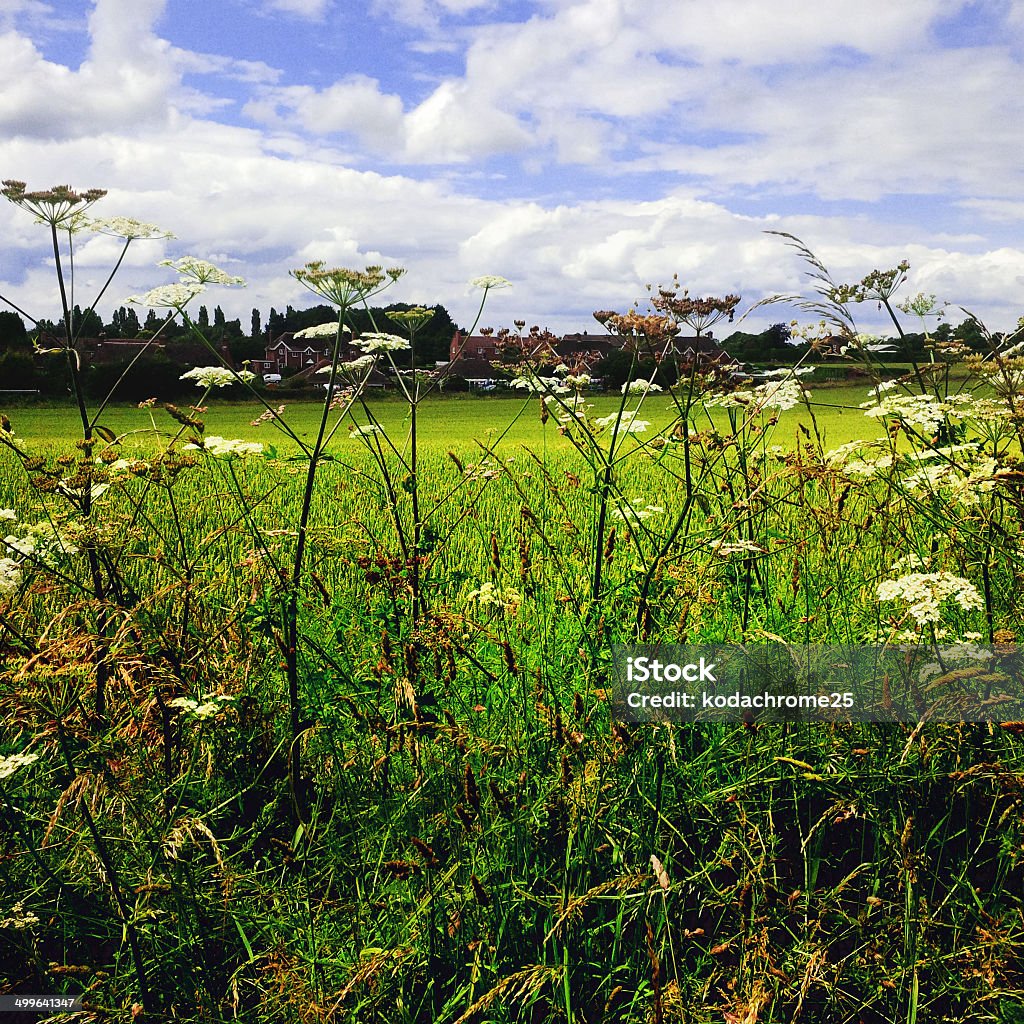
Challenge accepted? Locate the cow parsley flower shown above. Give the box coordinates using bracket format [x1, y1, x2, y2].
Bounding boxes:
[318, 355, 376, 376]
[355, 333, 410, 353]
[467, 581, 521, 613]
[168, 693, 235, 719]
[295, 322, 351, 339]
[57, 481, 109, 502]
[0, 750, 39, 780]
[89, 216, 174, 240]
[179, 367, 256, 388]
[0, 901, 40, 929]
[470, 275, 511, 290]
[610, 501, 664, 525]
[160, 256, 245, 286]
[127, 283, 205, 309]
[291, 262, 404, 308]
[594, 410, 650, 434]
[0, 556, 22, 596]
[877, 571, 984, 626]
[710, 539, 766, 556]
[622, 379, 663, 395]
[183, 436, 263, 458]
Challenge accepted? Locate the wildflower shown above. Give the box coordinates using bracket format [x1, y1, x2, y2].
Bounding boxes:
[470, 275, 512, 290]
[594, 410, 650, 434]
[89, 217, 174, 240]
[622, 379, 663, 395]
[709, 539, 766, 556]
[294, 322, 351, 339]
[168, 694, 235, 719]
[318, 355, 376, 376]
[753, 378, 805, 411]
[179, 366, 256, 388]
[564, 373, 591, 389]
[877, 572, 984, 626]
[610, 502, 664, 525]
[897, 293, 944, 319]
[0, 557, 22, 595]
[1, 180, 107, 228]
[350, 425, 384, 436]
[0, 902, 41, 930]
[291, 262, 403, 308]
[354, 333, 410, 353]
[159, 256, 245, 286]
[0, 750, 39, 780]
[861, 391, 971, 432]
[127, 283, 205, 310]
[0, 509, 15, 522]
[251, 405, 286, 427]
[467, 581, 521, 613]
[183, 436, 263, 458]
[387, 306, 435, 331]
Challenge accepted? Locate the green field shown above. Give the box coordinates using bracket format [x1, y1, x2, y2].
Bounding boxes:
[2, 384, 892, 454]
[4, 369, 1024, 1023]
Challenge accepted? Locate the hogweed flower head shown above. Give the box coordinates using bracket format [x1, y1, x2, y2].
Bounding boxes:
[355, 333, 410, 353]
[622, 379, 663, 395]
[467, 581, 521, 613]
[183, 436, 263, 458]
[294, 322, 351, 339]
[179, 366, 256, 388]
[387, 306, 435, 331]
[0, 750, 40, 780]
[2, 179, 107, 228]
[128, 283, 205, 310]
[160, 256, 245, 286]
[89, 216, 174, 240]
[877, 571, 983, 626]
[291, 261, 404, 308]
[470, 275, 511, 291]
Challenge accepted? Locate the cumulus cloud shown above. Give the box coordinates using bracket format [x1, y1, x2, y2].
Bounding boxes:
[2, 0, 1023, 341]
[0, 0, 175, 138]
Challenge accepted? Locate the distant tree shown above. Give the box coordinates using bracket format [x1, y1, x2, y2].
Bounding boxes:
[143, 309, 161, 334]
[952, 317, 987, 352]
[214, 305, 226, 328]
[197, 305, 210, 329]
[0, 351, 36, 389]
[62, 304, 103, 339]
[0, 311, 29, 352]
[251, 308, 262, 339]
[267, 307, 286, 338]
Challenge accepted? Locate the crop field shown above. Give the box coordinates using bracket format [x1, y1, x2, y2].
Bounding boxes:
[3, 208, 1024, 1022]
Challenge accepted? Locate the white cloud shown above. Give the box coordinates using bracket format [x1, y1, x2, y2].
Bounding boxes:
[0, 0, 175, 139]
[2, 0, 1023, 342]
[260, 0, 332, 18]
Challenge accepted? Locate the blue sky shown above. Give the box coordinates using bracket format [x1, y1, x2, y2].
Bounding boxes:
[2, 0, 1023, 338]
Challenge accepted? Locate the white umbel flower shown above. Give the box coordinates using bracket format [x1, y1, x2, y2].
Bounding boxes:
[179, 367, 256, 388]
[127, 283, 205, 309]
[877, 572, 984, 626]
[183, 436, 263, 458]
[295, 322, 351, 339]
[354, 333, 410, 353]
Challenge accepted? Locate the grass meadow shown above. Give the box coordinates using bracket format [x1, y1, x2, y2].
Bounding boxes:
[2, 203, 1023, 1023]
[4, 379, 1024, 1024]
